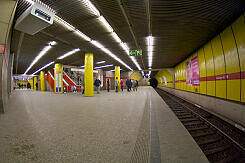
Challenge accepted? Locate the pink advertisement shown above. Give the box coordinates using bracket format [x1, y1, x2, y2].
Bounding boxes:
[186, 56, 200, 86]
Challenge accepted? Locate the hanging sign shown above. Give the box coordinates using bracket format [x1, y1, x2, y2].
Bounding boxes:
[129, 49, 142, 56]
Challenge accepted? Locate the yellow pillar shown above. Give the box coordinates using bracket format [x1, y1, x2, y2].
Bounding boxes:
[115, 66, 120, 91]
[54, 63, 63, 93]
[28, 78, 34, 89]
[85, 53, 93, 96]
[40, 71, 45, 91]
[34, 77, 38, 90]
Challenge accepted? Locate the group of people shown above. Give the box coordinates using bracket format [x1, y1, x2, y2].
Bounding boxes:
[106, 78, 138, 93]
[17, 82, 37, 89]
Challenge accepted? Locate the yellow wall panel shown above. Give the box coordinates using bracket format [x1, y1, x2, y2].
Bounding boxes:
[211, 36, 226, 99]
[155, 69, 173, 88]
[204, 42, 215, 96]
[182, 63, 186, 91]
[156, 14, 244, 103]
[220, 27, 240, 101]
[198, 48, 207, 95]
[231, 15, 245, 102]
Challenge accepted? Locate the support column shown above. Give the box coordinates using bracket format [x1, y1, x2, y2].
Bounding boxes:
[84, 53, 93, 96]
[54, 63, 63, 93]
[40, 71, 45, 91]
[115, 66, 120, 91]
[28, 78, 34, 89]
[34, 76, 37, 90]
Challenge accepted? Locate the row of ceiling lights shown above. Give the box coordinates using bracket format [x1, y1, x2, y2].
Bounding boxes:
[23, 0, 144, 76]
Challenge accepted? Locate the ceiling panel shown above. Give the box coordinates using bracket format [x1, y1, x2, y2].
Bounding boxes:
[13, 0, 245, 75]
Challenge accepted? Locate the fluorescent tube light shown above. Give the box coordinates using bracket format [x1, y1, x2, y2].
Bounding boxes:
[94, 64, 113, 69]
[112, 32, 121, 43]
[120, 42, 129, 52]
[75, 30, 91, 41]
[147, 35, 153, 67]
[91, 40, 104, 49]
[24, 41, 55, 75]
[110, 68, 122, 71]
[32, 61, 55, 75]
[84, 0, 100, 16]
[57, 48, 80, 60]
[96, 61, 106, 64]
[54, 15, 76, 31]
[99, 16, 113, 32]
[49, 41, 56, 46]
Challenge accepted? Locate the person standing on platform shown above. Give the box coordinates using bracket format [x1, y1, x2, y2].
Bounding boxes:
[27, 82, 31, 89]
[120, 80, 124, 92]
[35, 82, 38, 90]
[126, 79, 130, 92]
[129, 79, 132, 91]
[94, 78, 101, 94]
[115, 77, 119, 92]
[135, 80, 138, 91]
[107, 79, 110, 92]
[82, 82, 85, 94]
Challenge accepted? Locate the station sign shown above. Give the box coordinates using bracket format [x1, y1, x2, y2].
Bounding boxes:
[129, 49, 142, 56]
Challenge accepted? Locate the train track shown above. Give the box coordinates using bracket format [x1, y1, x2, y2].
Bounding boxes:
[155, 88, 245, 163]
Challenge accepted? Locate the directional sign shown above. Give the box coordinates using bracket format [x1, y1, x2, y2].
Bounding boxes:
[129, 49, 142, 56]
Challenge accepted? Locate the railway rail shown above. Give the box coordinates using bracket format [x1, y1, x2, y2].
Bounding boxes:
[155, 88, 245, 162]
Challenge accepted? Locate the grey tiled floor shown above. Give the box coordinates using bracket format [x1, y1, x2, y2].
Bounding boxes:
[0, 87, 208, 163]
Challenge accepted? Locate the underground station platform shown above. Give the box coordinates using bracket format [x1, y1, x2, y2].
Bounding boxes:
[0, 87, 208, 162]
[1, 0, 245, 162]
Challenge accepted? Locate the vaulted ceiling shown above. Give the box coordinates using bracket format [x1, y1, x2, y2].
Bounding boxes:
[12, 0, 245, 75]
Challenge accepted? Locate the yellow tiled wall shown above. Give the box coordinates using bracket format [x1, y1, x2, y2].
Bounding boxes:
[172, 14, 245, 103]
[155, 69, 173, 88]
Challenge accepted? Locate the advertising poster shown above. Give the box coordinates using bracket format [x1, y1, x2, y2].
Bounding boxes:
[186, 56, 200, 86]
[191, 56, 200, 86]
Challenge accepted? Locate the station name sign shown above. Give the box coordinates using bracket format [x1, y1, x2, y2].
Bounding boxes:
[129, 49, 142, 56]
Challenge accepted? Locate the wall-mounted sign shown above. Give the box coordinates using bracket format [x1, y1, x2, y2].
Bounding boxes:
[129, 49, 142, 56]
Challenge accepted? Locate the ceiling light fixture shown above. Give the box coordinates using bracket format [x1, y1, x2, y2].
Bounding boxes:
[110, 68, 122, 72]
[148, 71, 151, 77]
[32, 61, 55, 75]
[24, 0, 135, 72]
[96, 61, 106, 64]
[83, 0, 142, 71]
[57, 48, 80, 60]
[74, 30, 91, 41]
[91, 40, 104, 49]
[54, 16, 76, 31]
[24, 41, 56, 75]
[112, 32, 121, 43]
[147, 35, 153, 67]
[84, 0, 100, 16]
[98, 16, 113, 32]
[94, 64, 113, 69]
